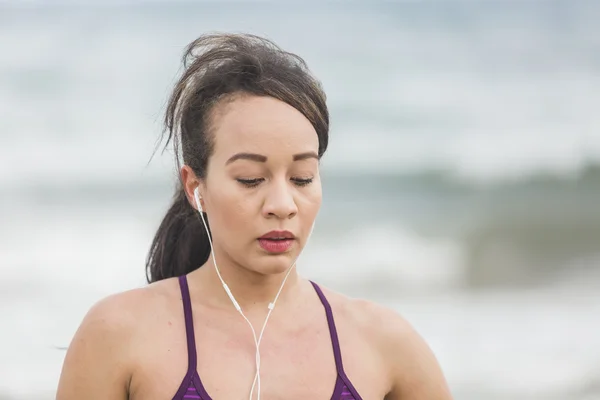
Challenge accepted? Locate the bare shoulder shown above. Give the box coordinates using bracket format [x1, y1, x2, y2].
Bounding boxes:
[83, 286, 154, 330]
[314, 285, 414, 342]
[71, 280, 173, 342]
[317, 286, 453, 400]
[56, 279, 177, 400]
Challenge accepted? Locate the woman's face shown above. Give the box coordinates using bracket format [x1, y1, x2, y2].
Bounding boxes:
[185, 94, 322, 275]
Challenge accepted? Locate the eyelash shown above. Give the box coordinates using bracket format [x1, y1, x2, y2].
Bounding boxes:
[237, 178, 313, 188]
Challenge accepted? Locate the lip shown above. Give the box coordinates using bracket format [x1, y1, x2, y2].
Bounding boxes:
[257, 230, 295, 254]
[258, 230, 295, 239]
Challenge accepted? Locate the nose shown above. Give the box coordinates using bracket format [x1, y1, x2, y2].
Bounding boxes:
[262, 179, 298, 219]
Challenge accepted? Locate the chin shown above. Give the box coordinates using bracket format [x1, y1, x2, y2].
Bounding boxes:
[253, 254, 297, 275]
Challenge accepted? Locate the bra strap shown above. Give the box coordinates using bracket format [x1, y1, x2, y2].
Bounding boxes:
[178, 275, 198, 374]
[310, 281, 344, 374]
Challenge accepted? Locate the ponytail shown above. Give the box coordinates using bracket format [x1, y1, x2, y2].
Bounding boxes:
[145, 184, 211, 283]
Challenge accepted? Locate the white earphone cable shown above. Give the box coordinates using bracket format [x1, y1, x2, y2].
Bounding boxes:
[194, 187, 301, 400]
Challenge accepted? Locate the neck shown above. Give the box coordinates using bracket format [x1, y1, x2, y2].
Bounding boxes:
[189, 253, 302, 313]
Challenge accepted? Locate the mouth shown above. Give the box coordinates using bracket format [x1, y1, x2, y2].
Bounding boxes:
[258, 230, 295, 253]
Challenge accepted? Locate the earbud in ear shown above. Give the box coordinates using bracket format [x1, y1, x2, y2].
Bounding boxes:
[193, 187, 203, 213]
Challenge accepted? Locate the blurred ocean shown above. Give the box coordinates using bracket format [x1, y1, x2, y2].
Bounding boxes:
[1, 1, 600, 399]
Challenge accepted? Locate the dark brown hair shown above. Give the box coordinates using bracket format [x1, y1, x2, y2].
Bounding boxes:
[146, 33, 330, 283]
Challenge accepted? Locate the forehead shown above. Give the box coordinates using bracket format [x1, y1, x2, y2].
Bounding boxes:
[210, 95, 319, 159]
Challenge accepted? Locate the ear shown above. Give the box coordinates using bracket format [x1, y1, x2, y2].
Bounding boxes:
[181, 165, 205, 212]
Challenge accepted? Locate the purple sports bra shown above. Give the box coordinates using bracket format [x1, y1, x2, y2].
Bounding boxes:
[171, 275, 363, 400]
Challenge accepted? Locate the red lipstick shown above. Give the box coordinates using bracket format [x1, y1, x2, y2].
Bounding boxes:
[258, 230, 295, 253]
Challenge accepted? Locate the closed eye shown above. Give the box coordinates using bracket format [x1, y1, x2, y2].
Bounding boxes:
[237, 178, 264, 188]
[292, 177, 313, 187]
[236, 177, 314, 188]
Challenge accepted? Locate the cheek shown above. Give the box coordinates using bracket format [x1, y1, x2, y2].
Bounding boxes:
[221, 202, 250, 230]
[211, 186, 254, 234]
[302, 184, 322, 219]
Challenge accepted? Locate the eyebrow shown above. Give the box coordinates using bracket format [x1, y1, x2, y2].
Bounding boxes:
[225, 151, 318, 165]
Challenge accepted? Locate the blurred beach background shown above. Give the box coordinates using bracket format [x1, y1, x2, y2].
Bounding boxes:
[1, 0, 600, 399]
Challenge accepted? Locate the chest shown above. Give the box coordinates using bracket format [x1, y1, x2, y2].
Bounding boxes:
[128, 304, 386, 400]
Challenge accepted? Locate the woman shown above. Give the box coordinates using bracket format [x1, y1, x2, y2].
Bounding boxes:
[57, 33, 453, 400]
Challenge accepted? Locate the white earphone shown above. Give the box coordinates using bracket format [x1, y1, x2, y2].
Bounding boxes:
[192, 186, 302, 400]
